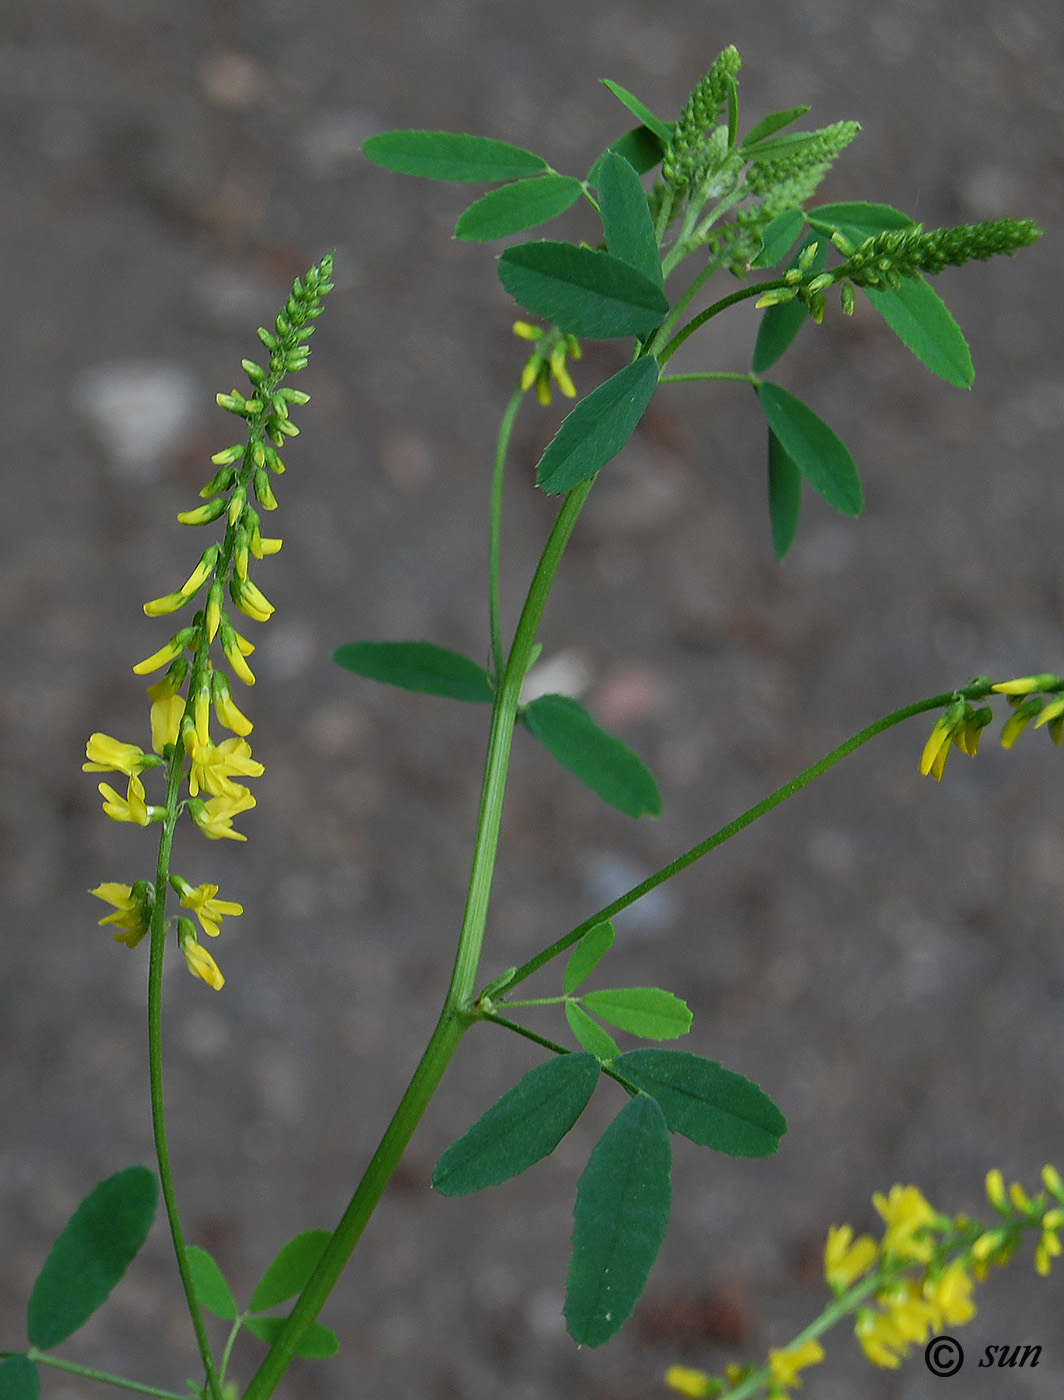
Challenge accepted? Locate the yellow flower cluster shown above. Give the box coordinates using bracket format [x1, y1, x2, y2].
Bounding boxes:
[665, 1165, 1063, 1399]
[920, 673, 1064, 779]
[84, 254, 333, 989]
[513, 321, 582, 405]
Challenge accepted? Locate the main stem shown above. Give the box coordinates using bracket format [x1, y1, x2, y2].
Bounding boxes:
[242, 476, 593, 1400]
[148, 760, 221, 1400]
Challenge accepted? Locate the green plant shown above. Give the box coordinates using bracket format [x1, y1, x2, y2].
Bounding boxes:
[0, 46, 1053, 1400]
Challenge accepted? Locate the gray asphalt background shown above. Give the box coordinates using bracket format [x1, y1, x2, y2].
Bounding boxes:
[1, 2, 1063, 1397]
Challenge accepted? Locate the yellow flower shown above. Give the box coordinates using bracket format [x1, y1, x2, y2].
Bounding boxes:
[147, 675, 186, 754]
[872, 1184, 940, 1263]
[1035, 1214, 1062, 1276]
[143, 549, 218, 615]
[221, 623, 256, 685]
[132, 628, 195, 675]
[768, 1338, 824, 1389]
[919, 713, 960, 780]
[83, 733, 150, 776]
[178, 882, 243, 938]
[89, 881, 152, 948]
[854, 1309, 906, 1368]
[985, 1167, 1009, 1212]
[233, 576, 275, 622]
[185, 735, 264, 800]
[824, 1224, 878, 1291]
[991, 674, 1060, 695]
[98, 774, 151, 825]
[212, 673, 253, 736]
[923, 1261, 976, 1326]
[1000, 698, 1042, 750]
[189, 787, 257, 841]
[1043, 1164, 1064, 1201]
[179, 925, 225, 990]
[663, 1366, 714, 1398]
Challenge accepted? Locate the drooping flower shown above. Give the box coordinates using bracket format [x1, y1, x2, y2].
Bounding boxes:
[189, 787, 257, 841]
[767, 1337, 825, 1389]
[872, 1184, 940, 1263]
[923, 1261, 976, 1326]
[176, 880, 243, 938]
[98, 774, 151, 825]
[89, 881, 153, 948]
[178, 919, 225, 990]
[663, 1366, 716, 1398]
[147, 671, 186, 754]
[185, 734, 264, 800]
[83, 733, 152, 777]
[824, 1223, 878, 1291]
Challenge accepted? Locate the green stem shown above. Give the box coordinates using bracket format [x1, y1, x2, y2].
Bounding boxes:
[498, 688, 974, 994]
[658, 371, 758, 386]
[242, 478, 595, 1400]
[27, 1351, 189, 1400]
[489, 387, 525, 680]
[147, 761, 221, 1400]
[659, 277, 794, 365]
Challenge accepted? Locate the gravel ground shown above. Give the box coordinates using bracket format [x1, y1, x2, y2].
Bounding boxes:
[1, 3, 1063, 1398]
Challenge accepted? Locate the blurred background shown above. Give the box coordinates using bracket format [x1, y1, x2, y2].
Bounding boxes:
[1, 1, 1062, 1396]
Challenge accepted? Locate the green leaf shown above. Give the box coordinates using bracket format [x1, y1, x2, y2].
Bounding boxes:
[565, 1001, 620, 1060]
[535, 357, 660, 494]
[864, 279, 974, 388]
[580, 987, 692, 1040]
[498, 241, 668, 339]
[455, 174, 583, 242]
[767, 426, 803, 560]
[599, 80, 674, 144]
[27, 1166, 158, 1350]
[564, 921, 615, 994]
[249, 1230, 332, 1313]
[362, 130, 547, 182]
[741, 105, 811, 149]
[595, 152, 662, 287]
[564, 1094, 671, 1346]
[756, 381, 862, 516]
[333, 640, 493, 702]
[805, 200, 915, 245]
[186, 1245, 237, 1321]
[433, 1054, 600, 1196]
[751, 234, 826, 371]
[521, 692, 662, 816]
[588, 127, 666, 183]
[0, 1357, 39, 1400]
[614, 1049, 787, 1157]
[244, 1315, 339, 1360]
[750, 208, 805, 271]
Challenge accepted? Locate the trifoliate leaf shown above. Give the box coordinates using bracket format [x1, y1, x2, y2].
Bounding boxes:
[864, 278, 974, 388]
